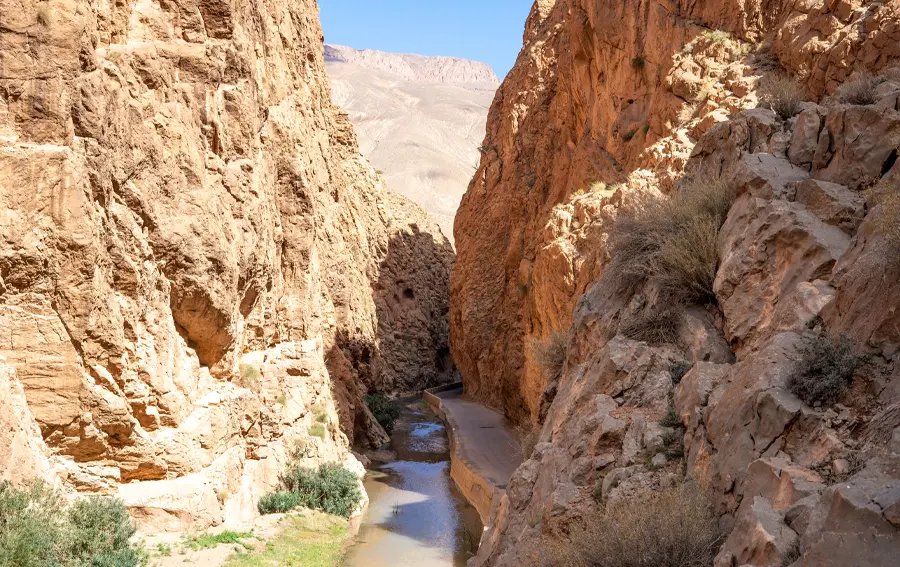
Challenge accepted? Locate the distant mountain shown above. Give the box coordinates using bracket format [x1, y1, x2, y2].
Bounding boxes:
[325, 46, 499, 242]
[325, 44, 499, 86]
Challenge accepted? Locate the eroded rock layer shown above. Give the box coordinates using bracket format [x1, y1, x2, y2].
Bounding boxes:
[0, 0, 453, 530]
[452, 1, 900, 565]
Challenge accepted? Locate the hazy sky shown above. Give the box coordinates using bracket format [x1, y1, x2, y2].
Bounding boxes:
[318, 0, 534, 78]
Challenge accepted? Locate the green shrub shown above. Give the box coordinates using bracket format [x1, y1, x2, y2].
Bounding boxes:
[760, 73, 806, 119]
[788, 331, 859, 407]
[279, 463, 362, 518]
[0, 481, 66, 567]
[670, 360, 692, 384]
[184, 530, 254, 551]
[238, 364, 260, 389]
[623, 128, 638, 141]
[539, 484, 723, 567]
[65, 496, 142, 567]
[659, 407, 681, 428]
[363, 393, 401, 434]
[258, 491, 302, 515]
[620, 309, 681, 346]
[308, 424, 326, 439]
[836, 72, 883, 105]
[532, 330, 568, 382]
[608, 167, 735, 304]
[0, 482, 144, 567]
[641, 123, 651, 135]
[702, 29, 731, 44]
[631, 56, 645, 69]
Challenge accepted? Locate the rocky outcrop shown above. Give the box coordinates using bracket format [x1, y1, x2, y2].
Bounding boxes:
[0, 0, 452, 530]
[454, 1, 900, 566]
[452, 0, 900, 425]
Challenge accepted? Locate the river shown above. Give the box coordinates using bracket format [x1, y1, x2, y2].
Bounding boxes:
[342, 401, 483, 567]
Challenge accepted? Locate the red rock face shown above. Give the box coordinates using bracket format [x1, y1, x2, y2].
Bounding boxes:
[451, 0, 900, 425]
[453, 1, 900, 566]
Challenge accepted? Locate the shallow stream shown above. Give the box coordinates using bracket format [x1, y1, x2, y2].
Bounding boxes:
[341, 402, 482, 567]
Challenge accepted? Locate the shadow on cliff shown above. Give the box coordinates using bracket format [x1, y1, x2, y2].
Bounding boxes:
[326, 224, 456, 449]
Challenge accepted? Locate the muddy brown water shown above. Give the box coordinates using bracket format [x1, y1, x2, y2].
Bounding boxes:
[342, 402, 483, 567]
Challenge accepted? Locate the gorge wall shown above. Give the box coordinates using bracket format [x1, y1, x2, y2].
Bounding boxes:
[451, 0, 900, 565]
[0, 0, 453, 531]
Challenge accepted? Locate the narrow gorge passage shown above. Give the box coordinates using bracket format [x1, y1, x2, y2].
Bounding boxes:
[342, 401, 483, 567]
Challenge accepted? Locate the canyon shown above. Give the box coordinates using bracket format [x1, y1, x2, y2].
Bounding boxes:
[2, 0, 900, 566]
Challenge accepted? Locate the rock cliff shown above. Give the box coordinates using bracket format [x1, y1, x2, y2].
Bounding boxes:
[452, 0, 900, 565]
[0, 0, 453, 531]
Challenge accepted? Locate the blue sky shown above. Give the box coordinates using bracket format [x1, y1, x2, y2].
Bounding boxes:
[318, 0, 534, 78]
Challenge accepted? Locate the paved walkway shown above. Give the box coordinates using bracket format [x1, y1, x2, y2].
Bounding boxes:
[434, 389, 523, 490]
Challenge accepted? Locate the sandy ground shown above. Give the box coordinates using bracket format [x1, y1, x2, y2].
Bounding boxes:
[140, 513, 287, 567]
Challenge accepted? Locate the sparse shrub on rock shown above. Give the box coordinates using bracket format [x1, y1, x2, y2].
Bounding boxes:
[608, 168, 735, 305]
[759, 73, 806, 119]
[620, 309, 681, 346]
[532, 331, 568, 382]
[836, 71, 884, 105]
[364, 393, 401, 433]
[788, 331, 859, 407]
[539, 484, 723, 567]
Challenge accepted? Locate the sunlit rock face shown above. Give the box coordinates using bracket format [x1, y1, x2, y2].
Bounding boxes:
[451, 1, 900, 565]
[0, 0, 453, 530]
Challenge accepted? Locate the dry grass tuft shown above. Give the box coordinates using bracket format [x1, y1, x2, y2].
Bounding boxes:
[607, 167, 735, 305]
[532, 331, 568, 382]
[620, 308, 682, 346]
[869, 176, 900, 253]
[759, 73, 806, 119]
[836, 71, 884, 106]
[788, 331, 859, 407]
[536, 484, 723, 567]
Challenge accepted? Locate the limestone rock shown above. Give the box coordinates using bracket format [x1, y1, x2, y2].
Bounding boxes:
[0, 0, 452, 531]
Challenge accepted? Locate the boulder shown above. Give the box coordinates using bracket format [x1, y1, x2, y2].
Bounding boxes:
[812, 105, 900, 190]
[794, 179, 865, 234]
[800, 457, 900, 566]
[715, 496, 799, 567]
[715, 195, 850, 354]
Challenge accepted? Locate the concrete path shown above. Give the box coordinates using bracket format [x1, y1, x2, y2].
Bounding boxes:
[425, 386, 523, 522]
[436, 389, 523, 488]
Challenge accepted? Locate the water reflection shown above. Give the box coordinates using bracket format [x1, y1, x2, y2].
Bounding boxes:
[342, 405, 482, 567]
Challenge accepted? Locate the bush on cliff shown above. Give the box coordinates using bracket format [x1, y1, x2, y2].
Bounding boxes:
[364, 393, 401, 434]
[760, 73, 806, 119]
[259, 462, 362, 518]
[532, 330, 568, 382]
[540, 484, 723, 567]
[836, 71, 883, 106]
[608, 168, 735, 306]
[0, 481, 145, 567]
[789, 331, 859, 407]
